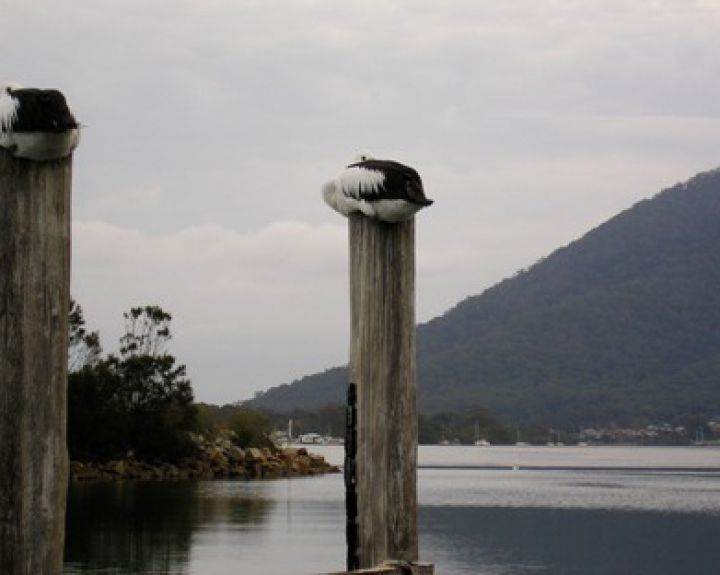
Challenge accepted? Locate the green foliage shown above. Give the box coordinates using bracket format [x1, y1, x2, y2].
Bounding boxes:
[249, 167, 720, 429]
[250, 367, 347, 413]
[228, 409, 273, 449]
[68, 362, 123, 461]
[120, 305, 172, 357]
[196, 403, 275, 449]
[68, 299, 102, 373]
[68, 305, 197, 463]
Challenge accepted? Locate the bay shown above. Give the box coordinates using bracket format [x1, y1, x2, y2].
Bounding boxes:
[64, 446, 720, 574]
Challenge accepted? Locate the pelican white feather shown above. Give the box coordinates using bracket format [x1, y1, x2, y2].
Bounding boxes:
[0, 89, 20, 133]
[337, 166, 386, 198]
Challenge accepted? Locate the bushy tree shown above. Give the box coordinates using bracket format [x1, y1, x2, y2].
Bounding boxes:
[67, 304, 198, 462]
[228, 408, 273, 449]
[195, 403, 276, 448]
[68, 361, 123, 460]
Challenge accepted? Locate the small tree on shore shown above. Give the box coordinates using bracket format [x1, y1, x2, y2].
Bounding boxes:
[228, 408, 273, 449]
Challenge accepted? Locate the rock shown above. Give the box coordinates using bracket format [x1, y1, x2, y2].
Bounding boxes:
[227, 446, 245, 464]
[245, 448, 266, 463]
[308, 454, 326, 468]
[280, 448, 299, 462]
[216, 438, 233, 451]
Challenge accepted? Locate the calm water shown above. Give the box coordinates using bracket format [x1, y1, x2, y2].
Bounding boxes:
[64, 446, 720, 574]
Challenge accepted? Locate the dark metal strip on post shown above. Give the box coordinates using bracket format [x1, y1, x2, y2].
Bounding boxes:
[345, 382, 359, 571]
[0, 148, 73, 574]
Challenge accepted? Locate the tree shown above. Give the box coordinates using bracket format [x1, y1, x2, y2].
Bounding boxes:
[67, 304, 198, 462]
[68, 299, 102, 373]
[120, 305, 172, 357]
[228, 408, 273, 449]
[196, 403, 275, 449]
[67, 361, 123, 461]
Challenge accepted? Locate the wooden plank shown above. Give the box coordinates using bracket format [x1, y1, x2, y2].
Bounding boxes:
[323, 561, 434, 574]
[349, 213, 418, 569]
[0, 149, 72, 575]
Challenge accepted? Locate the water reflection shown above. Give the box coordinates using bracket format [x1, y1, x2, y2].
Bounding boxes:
[64, 481, 273, 574]
[64, 449, 720, 574]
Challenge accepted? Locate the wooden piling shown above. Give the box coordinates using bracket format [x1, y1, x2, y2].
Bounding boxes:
[0, 149, 72, 575]
[348, 213, 418, 569]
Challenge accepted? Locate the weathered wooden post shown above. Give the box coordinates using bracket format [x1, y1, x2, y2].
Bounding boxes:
[323, 156, 434, 574]
[349, 214, 418, 568]
[0, 85, 79, 575]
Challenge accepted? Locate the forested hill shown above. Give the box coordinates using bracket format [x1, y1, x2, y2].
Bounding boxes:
[250, 167, 720, 427]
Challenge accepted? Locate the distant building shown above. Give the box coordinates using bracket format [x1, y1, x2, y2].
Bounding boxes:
[299, 433, 325, 445]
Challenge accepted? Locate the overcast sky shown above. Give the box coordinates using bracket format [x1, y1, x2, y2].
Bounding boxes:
[4, 0, 720, 404]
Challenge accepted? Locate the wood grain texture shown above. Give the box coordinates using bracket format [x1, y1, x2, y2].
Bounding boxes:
[0, 149, 72, 575]
[349, 213, 418, 569]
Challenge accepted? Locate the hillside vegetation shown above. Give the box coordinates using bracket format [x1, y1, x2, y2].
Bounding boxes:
[251, 167, 720, 427]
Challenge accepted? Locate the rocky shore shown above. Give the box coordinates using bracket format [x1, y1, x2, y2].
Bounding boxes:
[70, 434, 339, 481]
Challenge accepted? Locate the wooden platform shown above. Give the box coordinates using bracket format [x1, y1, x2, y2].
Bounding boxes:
[324, 560, 434, 574]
